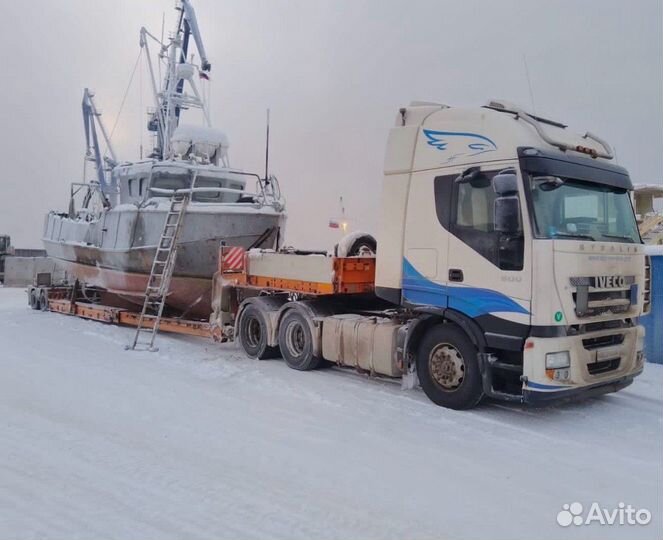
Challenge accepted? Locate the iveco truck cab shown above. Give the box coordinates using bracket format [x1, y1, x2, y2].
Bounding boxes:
[214, 99, 648, 410]
[375, 100, 648, 406]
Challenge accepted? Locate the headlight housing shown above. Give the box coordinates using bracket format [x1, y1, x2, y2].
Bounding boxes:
[546, 351, 570, 369]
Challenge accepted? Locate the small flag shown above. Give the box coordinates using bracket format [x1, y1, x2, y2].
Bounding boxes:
[199, 71, 210, 81]
[329, 220, 340, 229]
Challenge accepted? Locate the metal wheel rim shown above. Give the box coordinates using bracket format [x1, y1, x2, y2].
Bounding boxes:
[245, 317, 262, 349]
[428, 342, 465, 391]
[355, 244, 375, 256]
[285, 320, 306, 358]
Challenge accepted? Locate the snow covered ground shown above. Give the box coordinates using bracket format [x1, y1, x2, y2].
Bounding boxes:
[0, 287, 661, 540]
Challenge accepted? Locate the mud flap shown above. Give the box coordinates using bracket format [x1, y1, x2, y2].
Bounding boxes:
[401, 360, 419, 390]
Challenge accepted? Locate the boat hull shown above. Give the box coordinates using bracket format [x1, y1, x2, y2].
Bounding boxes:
[43, 203, 285, 318]
[51, 259, 214, 316]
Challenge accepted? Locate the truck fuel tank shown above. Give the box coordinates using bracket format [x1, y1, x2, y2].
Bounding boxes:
[321, 314, 403, 377]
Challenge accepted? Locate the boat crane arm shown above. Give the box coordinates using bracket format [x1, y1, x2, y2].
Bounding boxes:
[140, 28, 167, 152]
[181, 0, 210, 72]
[82, 88, 117, 164]
[82, 88, 117, 201]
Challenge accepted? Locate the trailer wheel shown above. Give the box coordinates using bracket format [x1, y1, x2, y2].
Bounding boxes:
[38, 290, 49, 311]
[238, 305, 279, 359]
[29, 289, 40, 310]
[278, 310, 321, 371]
[416, 324, 484, 410]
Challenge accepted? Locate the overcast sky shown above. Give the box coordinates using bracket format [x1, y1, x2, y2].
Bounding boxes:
[1, 0, 661, 249]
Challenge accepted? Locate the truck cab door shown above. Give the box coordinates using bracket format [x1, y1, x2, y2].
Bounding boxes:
[401, 169, 455, 307]
[445, 166, 532, 337]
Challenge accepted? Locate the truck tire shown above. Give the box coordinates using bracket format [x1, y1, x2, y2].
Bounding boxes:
[416, 324, 484, 410]
[278, 309, 322, 371]
[29, 289, 40, 310]
[238, 305, 279, 360]
[39, 290, 49, 311]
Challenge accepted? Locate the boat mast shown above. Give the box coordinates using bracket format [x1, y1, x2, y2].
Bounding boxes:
[141, 0, 212, 161]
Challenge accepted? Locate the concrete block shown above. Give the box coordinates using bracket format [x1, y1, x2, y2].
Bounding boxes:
[3, 257, 66, 288]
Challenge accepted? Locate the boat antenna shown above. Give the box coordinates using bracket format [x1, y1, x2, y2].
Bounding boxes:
[264, 108, 270, 183]
[522, 53, 537, 115]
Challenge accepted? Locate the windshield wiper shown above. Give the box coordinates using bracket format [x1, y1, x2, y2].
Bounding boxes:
[601, 233, 635, 243]
[551, 232, 596, 241]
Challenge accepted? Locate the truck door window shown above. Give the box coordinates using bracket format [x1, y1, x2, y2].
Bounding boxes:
[450, 172, 524, 270]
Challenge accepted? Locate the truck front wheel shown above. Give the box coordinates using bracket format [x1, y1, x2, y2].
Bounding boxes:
[416, 324, 484, 410]
[278, 310, 321, 371]
[238, 305, 279, 359]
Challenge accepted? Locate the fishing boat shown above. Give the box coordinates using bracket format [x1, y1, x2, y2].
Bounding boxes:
[43, 0, 286, 317]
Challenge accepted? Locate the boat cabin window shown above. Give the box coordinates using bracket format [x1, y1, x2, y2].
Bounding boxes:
[149, 174, 244, 203]
[193, 178, 243, 203]
[128, 177, 148, 198]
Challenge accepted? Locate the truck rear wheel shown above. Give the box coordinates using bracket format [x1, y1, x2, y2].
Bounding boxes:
[29, 288, 39, 310]
[278, 310, 321, 371]
[416, 324, 484, 410]
[238, 305, 279, 360]
[38, 290, 49, 311]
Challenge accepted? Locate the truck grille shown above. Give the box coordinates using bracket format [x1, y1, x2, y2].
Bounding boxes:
[582, 333, 625, 350]
[587, 358, 621, 375]
[570, 276, 635, 318]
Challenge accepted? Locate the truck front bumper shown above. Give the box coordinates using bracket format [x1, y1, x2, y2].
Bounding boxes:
[520, 324, 645, 405]
[522, 372, 640, 405]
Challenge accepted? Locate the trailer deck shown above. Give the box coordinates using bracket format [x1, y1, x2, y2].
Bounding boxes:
[220, 246, 376, 295]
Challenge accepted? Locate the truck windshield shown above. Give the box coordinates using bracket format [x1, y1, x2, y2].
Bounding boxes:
[529, 176, 640, 243]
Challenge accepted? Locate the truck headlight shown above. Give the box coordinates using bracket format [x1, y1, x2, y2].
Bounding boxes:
[546, 351, 570, 369]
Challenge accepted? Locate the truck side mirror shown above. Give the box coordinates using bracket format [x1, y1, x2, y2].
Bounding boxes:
[492, 172, 518, 195]
[492, 171, 521, 235]
[494, 196, 521, 235]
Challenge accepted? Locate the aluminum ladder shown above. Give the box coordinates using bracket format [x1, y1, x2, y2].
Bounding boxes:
[127, 192, 190, 351]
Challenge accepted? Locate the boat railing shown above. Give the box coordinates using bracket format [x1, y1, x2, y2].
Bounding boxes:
[149, 187, 256, 196]
[68, 181, 109, 218]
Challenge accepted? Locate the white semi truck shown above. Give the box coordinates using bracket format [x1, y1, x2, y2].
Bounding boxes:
[211, 99, 649, 409]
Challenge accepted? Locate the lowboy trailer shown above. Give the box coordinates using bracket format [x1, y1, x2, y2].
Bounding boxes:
[28, 280, 213, 338]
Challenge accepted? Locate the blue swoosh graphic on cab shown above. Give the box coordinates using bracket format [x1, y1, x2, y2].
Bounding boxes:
[402, 258, 529, 317]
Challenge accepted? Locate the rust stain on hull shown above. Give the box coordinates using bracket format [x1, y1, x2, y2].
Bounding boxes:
[58, 260, 213, 318]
